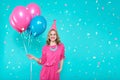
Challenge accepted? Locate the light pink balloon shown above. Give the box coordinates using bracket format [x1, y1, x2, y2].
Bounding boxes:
[26, 3, 41, 18]
[9, 13, 23, 33]
[11, 6, 31, 32]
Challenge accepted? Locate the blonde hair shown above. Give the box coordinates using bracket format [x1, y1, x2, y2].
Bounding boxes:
[46, 29, 61, 45]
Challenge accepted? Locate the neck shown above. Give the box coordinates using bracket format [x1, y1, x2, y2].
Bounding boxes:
[50, 41, 56, 46]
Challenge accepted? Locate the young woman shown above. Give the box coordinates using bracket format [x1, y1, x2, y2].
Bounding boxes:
[27, 20, 65, 80]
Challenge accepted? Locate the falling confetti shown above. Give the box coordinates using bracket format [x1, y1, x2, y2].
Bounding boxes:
[0, 0, 120, 80]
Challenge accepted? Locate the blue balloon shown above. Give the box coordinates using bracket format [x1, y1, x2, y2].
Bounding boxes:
[27, 16, 47, 37]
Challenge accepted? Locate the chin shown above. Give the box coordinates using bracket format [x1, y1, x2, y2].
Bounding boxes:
[51, 40, 55, 42]
[51, 39, 55, 42]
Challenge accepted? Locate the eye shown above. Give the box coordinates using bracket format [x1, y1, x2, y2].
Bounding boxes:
[50, 33, 56, 36]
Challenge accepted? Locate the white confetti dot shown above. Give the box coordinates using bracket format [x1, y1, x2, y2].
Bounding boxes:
[66, 30, 69, 32]
[69, 68, 72, 72]
[84, 22, 87, 25]
[102, 59, 105, 62]
[65, 10, 68, 13]
[76, 23, 80, 26]
[112, 13, 115, 16]
[11, 49, 14, 52]
[6, 66, 9, 69]
[88, 64, 92, 66]
[99, 45, 102, 48]
[111, 57, 114, 59]
[85, 72, 88, 75]
[59, 11, 62, 14]
[108, 70, 111, 73]
[37, 21, 42, 24]
[108, 41, 111, 45]
[47, 3, 50, 6]
[73, 49, 76, 52]
[102, 7, 104, 10]
[64, 3, 67, 7]
[96, 0, 98, 3]
[21, 28, 24, 31]
[97, 7, 99, 10]
[61, 27, 63, 30]
[8, 61, 11, 64]
[54, 1, 57, 5]
[78, 18, 82, 22]
[115, 44, 118, 47]
[95, 32, 98, 35]
[93, 56, 96, 59]
[33, 32, 37, 36]
[108, 1, 112, 4]
[114, 37, 118, 40]
[85, 1, 88, 4]
[4, 41, 6, 44]
[16, 38, 19, 41]
[18, 66, 21, 69]
[5, 24, 8, 28]
[68, 61, 71, 64]
[79, 70, 81, 72]
[87, 33, 90, 36]
[6, 32, 9, 34]
[96, 23, 99, 26]
[12, 67, 15, 69]
[73, 10, 76, 14]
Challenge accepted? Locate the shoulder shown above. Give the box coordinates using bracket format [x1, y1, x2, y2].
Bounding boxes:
[42, 45, 48, 50]
[58, 43, 65, 48]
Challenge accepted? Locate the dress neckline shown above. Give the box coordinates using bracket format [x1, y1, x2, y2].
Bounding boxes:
[49, 45, 58, 51]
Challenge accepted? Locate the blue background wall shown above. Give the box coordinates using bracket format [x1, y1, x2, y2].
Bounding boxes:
[0, 0, 120, 80]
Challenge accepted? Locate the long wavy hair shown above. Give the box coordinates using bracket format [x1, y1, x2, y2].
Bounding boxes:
[46, 29, 61, 45]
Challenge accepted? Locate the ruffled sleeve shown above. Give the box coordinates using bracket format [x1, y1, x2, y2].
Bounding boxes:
[38, 46, 47, 65]
[60, 43, 65, 60]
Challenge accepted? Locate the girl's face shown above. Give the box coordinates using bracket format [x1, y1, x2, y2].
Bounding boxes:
[49, 30, 57, 42]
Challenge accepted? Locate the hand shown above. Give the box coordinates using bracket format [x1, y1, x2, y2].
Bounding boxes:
[57, 68, 62, 73]
[37, 59, 41, 64]
[27, 54, 35, 59]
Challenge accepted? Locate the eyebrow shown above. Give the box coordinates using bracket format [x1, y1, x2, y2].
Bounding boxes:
[50, 33, 56, 34]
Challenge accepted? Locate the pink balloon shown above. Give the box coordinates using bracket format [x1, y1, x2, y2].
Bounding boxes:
[11, 6, 31, 32]
[26, 3, 41, 18]
[9, 13, 22, 33]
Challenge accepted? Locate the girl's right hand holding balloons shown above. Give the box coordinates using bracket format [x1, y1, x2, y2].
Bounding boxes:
[27, 54, 35, 59]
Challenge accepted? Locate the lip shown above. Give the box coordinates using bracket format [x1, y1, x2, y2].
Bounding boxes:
[51, 37, 55, 39]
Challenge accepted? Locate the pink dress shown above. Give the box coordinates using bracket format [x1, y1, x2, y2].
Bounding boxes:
[38, 43, 65, 80]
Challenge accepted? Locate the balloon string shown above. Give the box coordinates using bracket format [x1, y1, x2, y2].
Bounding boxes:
[20, 33, 28, 54]
[30, 61, 32, 80]
[28, 32, 33, 80]
[28, 33, 30, 47]
[20, 33, 32, 80]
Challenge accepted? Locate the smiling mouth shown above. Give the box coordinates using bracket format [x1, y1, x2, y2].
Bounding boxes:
[51, 37, 55, 39]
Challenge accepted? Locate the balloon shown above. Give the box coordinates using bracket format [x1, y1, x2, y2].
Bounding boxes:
[9, 13, 23, 32]
[10, 6, 31, 32]
[10, 16, 22, 33]
[26, 3, 41, 18]
[27, 16, 47, 37]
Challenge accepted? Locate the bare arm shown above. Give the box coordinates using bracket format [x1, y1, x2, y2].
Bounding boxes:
[57, 59, 64, 73]
[60, 59, 64, 69]
[27, 54, 41, 63]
